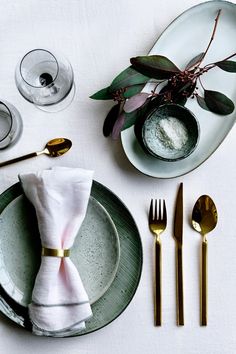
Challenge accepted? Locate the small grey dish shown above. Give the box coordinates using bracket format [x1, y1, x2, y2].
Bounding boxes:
[142, 104, 200, 161]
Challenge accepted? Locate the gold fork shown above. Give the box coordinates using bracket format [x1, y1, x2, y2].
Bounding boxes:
[149, 199, 167, 326]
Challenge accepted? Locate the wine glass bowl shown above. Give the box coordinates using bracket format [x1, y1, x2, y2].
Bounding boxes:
[15, 49, 75, 112]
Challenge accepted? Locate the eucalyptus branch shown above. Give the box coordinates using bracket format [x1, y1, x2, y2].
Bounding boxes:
[220, 52, 236, 62]
[91, 7, 236, 138]
[197, 9, 222, 67]
[198, 76, 205, 91]
[201, 52, 236, 73]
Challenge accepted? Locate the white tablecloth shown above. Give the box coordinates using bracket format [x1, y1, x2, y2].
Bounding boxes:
[0, 1, 236, 353]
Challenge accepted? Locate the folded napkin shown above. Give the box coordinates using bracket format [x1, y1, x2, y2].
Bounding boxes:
[19, 166, 94, 336]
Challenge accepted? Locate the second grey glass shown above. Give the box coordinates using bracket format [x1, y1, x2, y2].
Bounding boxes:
[0, 101, 22, 149]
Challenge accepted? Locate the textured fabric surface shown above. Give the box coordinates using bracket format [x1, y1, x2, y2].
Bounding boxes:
[0, 0, 236, 352]
[19, 167, 93, 335]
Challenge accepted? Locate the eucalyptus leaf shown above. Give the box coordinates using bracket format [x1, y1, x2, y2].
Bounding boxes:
[175, 96, 187, 106]
[110, 66, 149, 92]
[123, 111, 139, 131]
[148, 95, 165, 110]
[124, 92, 149, 113]
[103, 104, 120, 137]
[204, 90, 234, 115]
[130, 55, 180, 80]
[123, 84, 145, 98]
[111, 112, 125, 139]
[177, 81, 196, 97]
[90, 86, 113, 100]
[133, 106, 151, 152]
[122, 100, 150, 130]
[185, 52, 204, 70]
[215, 60, 236, 73]
[196, 95, 209, 111]
[159, 81, 190, 105]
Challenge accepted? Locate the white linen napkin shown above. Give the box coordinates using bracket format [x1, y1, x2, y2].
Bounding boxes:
[19, 166, 94, 336]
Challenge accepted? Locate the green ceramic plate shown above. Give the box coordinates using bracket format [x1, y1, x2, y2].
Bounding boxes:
[0, 181, 143, 336]
[0, 194, 120, 307]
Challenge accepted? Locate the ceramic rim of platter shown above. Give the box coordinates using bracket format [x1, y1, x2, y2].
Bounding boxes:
[121, 0, 236, 178]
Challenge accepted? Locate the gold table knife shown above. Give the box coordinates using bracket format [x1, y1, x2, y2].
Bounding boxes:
[173, 183, 184, 326]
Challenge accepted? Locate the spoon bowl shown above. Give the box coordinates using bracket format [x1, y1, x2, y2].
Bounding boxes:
[43, 138, 72, 157]
[0, 137, 72, 168]
[192, 195, 218, 237]
[191, 194, 218, 326]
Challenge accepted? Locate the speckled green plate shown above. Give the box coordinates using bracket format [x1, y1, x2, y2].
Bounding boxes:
[0, 181, 142, 336]
[0, 194, 120, 307]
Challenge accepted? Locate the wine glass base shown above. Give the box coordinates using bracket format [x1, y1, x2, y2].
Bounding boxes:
[35, 83, 76, 113]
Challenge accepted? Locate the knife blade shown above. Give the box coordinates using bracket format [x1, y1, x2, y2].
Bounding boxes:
[173, 182, 184, 326]
[174, 182, 183, 245]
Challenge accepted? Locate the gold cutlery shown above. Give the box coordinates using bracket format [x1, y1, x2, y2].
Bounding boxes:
[192, 195, 218, 326]
[0, 138, 72, 167]
[149, 199, 167, 326]
[173, 183, 184, 326]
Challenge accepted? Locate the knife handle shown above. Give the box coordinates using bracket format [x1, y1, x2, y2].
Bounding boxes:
[201, 239, 207, 326]
[176, 244, 184, 326]
[154, 236, 161, 326]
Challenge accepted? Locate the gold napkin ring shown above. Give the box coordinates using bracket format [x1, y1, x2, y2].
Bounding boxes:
[41, 247, 70, 258]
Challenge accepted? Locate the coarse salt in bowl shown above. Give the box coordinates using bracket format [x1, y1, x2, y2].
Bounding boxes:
[142, 104, 200, 161]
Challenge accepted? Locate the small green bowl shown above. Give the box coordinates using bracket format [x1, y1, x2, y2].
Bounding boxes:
[142, 104, 200, 161]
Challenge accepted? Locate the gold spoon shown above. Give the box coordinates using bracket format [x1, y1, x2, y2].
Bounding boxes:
[0, 138, 72, 167]
[192, 195, 218, 326]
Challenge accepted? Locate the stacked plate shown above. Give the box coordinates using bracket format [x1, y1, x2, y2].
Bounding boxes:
[0, 181, 142, 337]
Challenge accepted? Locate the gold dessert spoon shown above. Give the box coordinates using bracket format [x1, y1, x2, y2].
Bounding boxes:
[192, 195, 218, 326]
[0, 138, 72, 167]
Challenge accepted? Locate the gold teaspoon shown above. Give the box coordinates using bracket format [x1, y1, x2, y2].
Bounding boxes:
[0, 138, 72, 167]
[192, 195, 218, 326]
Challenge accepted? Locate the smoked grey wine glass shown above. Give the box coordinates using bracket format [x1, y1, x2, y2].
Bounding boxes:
[0, 101, 23, 149]
[15, 49, 75, 112]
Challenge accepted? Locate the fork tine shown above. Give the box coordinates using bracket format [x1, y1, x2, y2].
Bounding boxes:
[149, 199, 154, 223]
[158, 199, 162, 220]
[154, 199, 158, 220]
[163, 200, 167, 221]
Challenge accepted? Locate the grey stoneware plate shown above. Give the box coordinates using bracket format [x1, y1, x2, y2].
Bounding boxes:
[0, 181, 143, 337]
[121, 0, 236, 178]
[0, 194, 120, 307]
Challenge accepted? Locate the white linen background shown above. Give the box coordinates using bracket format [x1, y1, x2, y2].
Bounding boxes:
[0, 0, 235, 353]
